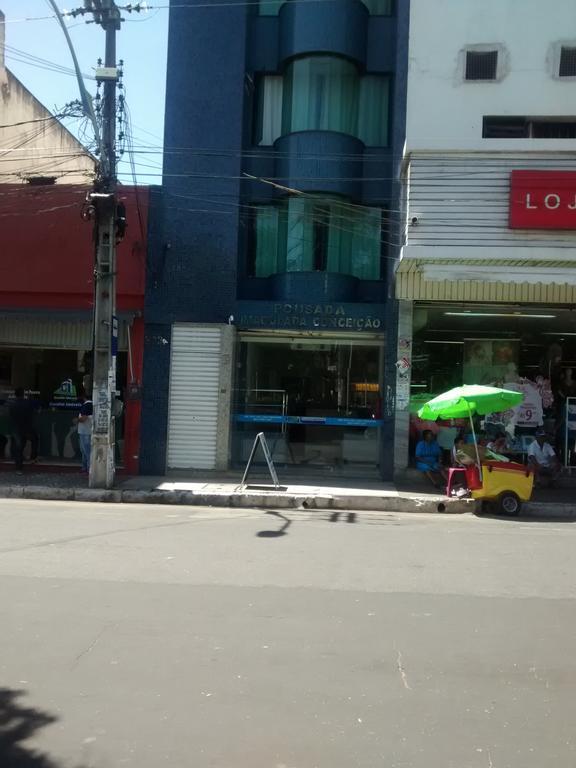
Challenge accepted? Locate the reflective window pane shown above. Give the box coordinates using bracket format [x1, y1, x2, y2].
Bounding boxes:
[358, 74, 390, 147]
[251, 196, 382, 279]
[282, 57, 359, 136]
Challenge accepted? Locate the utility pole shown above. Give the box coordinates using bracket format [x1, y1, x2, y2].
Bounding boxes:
[87, 0, 122, 488]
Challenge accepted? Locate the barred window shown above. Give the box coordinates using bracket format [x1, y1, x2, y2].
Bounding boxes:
[559, 47, 576, 77]
[465, 50, 499, 81]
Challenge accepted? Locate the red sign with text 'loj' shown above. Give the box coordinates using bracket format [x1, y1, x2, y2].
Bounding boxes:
[509, 170, 576, 229]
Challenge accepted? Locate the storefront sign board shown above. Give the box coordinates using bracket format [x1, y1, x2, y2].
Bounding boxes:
[510, 170, 576, 229]
[236, 301, 386, 333]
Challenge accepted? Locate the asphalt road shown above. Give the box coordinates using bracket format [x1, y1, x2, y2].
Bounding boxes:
[0, 500, 575, 768]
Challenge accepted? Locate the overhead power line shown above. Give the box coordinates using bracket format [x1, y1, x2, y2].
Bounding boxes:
[2, 0, 365, 23]
[3, 43, 96, 80]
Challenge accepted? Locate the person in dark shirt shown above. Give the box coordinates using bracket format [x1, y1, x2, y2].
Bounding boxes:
[8, 388, 38, 473]
[76, 392, 93, 474]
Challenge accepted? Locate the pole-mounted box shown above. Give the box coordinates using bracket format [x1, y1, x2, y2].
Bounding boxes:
[95, 67, 118, 81]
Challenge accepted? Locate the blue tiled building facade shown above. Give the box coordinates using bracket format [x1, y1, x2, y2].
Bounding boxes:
[141, 0, 409, 477]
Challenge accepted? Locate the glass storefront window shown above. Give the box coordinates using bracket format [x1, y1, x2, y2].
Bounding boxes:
[409, 305, 576, 467]
[0, 347, 126, 466]
[250, 196, 382, 279]
[233, 336, 383, 470]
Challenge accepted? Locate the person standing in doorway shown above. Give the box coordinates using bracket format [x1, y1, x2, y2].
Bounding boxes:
[77, 392, 93, 474]
[8, 388, 36, 474]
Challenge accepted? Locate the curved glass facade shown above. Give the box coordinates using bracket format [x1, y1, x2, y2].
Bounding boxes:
[250, 196, 382, 280]
[282, 57, 359, 137]
[255, 60, 390, 147]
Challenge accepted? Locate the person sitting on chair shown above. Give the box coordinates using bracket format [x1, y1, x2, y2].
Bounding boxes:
[527, 430, 561, 488]
[452, 436, 476, 467]
[415, 430, 447, 489]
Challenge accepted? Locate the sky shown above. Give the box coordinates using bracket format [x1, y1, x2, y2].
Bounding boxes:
[1, 1, 169, 183]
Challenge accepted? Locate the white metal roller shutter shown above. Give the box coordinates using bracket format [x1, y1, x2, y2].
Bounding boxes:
[167, 325, 222, 469]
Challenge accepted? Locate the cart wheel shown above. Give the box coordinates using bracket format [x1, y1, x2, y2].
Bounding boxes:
[498, 492, 521, 516]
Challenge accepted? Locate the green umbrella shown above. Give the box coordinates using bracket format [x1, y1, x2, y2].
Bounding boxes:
[417, 385, 524, 480]
[417, 385, 524, 421]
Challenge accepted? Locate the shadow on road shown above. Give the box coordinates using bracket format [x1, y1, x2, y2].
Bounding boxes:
[0, 688, 83, 768]
[257, 511, 292, 538]
[477, 512, 576, 524]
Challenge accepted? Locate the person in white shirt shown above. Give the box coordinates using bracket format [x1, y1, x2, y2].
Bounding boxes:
[527, 431, 561, 487]
[76, 392, 93, 475]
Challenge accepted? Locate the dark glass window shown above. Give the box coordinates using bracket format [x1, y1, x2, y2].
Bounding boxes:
[483, 117, 528, 138]
[532, 120, 576, 138]
[465, 50, 498, 81]
[559, 47, 576, 77]
[254, 57, 390, 147]
[248, 197, 382, 280]
[483, 116, 576, 139]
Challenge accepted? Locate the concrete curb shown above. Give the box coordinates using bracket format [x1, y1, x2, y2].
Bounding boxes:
[0, 484, 476, 514]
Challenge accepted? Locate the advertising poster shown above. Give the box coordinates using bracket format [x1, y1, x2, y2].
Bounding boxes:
[463, 339, 519, 385]
[484, 379, 547, 430]
[506, 380, 544, 428]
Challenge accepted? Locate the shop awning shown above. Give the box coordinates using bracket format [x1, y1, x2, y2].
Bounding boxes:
[0, 310, 136, 349]
[396, 247, 576, 304]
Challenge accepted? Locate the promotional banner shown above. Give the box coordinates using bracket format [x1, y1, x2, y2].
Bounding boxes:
[507, 380, 543, 428]
[484, 378, 551, 430]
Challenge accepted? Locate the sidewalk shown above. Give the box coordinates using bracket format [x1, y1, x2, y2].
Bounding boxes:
[0, 466, 575, 518]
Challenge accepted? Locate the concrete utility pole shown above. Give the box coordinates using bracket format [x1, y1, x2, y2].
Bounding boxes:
[86, 0, 122, 489]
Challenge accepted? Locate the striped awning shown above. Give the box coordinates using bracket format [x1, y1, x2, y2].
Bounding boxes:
[396, 252, 576, 304]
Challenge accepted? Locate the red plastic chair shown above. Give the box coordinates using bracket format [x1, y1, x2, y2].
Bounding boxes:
[446, 467, 467, 496]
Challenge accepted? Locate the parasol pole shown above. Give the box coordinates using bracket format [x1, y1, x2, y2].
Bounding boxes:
[466, 401, 483, 482]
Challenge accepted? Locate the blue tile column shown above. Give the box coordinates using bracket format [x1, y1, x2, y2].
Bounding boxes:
[140, 323, 172, 475]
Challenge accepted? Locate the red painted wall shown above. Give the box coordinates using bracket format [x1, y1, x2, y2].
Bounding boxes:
[0, 184, 148, 310]
[0, 183, 149, 474]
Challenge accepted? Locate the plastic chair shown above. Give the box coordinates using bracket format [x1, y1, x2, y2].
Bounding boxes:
[446, 467, 467, 496]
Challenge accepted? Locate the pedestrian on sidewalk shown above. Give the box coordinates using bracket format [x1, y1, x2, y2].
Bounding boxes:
[76, 391, 93, 474]
[8, 387, 38, 474]
[0, 400, 9, 461]
[527, 430, 561, 488]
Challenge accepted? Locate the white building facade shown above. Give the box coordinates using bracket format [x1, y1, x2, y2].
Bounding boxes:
[395, 0, 576, 473]
[0, 11, 94, 185]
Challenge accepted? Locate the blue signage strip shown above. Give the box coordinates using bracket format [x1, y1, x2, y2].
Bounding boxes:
[235, 414, 285, 425]
[234, 414, 382, 428]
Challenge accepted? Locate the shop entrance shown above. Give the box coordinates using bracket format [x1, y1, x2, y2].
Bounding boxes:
[409, 303, 576, 465]
[233, 332, 384, 473]
[0, 345, 127, 468]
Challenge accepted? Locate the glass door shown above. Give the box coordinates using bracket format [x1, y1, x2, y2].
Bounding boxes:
[233, 335, 383, 470]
